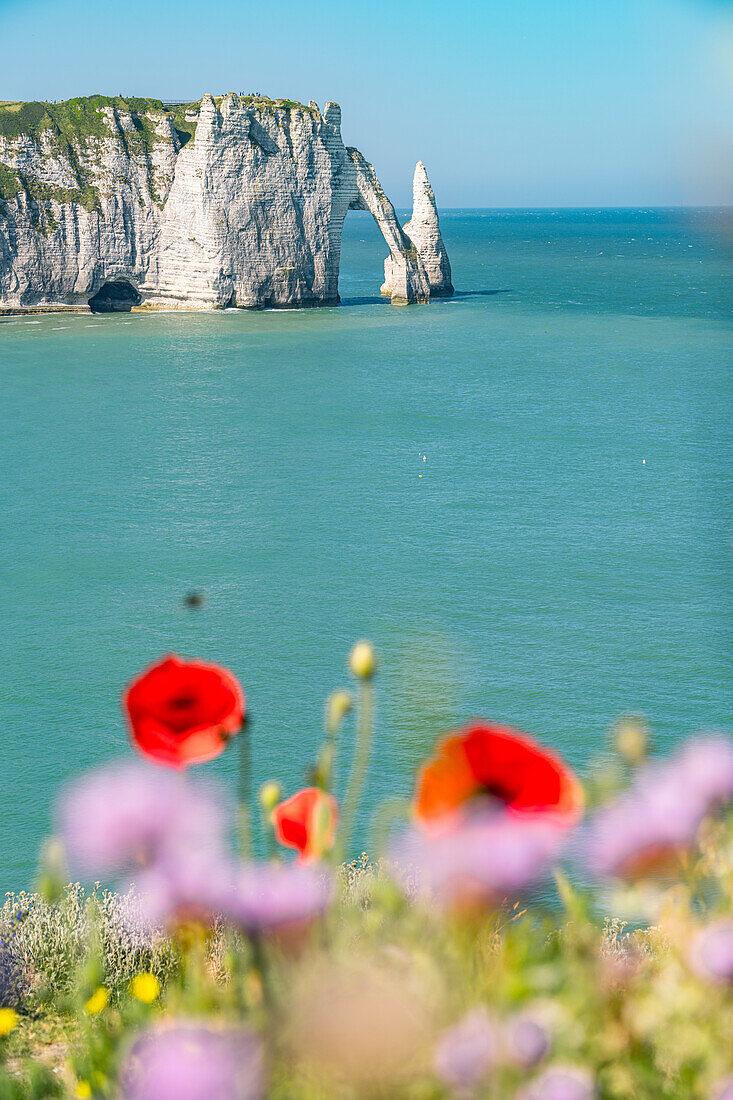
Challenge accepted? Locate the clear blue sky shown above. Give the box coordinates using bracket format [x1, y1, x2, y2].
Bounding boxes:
[1, 0, 731, 206]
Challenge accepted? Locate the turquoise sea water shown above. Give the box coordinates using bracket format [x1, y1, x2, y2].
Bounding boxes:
[1, 209, 731, 888]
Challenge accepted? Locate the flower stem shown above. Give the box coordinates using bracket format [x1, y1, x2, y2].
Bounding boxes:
[238, 718, 252, 861]
[338, 682, 374, 862]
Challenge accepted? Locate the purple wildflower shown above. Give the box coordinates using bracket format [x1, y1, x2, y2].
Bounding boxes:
[133, 855, 332, 936]
[689, 920, 733, 985]
[434, 1009, 495, 1095]
[393, 810, 563, 909]
[586, 735, 733, 879]
[671, 736, 733, 807]
[503, 1012, 550, 1068]
[59, 762, 228, 879]
[119, 1024, 263, 1100]
[713, 1077, 733, 1100]
[135, 850, 236, 929]
[519, 1065, 596, 1100]
[226, 861, 333, 935]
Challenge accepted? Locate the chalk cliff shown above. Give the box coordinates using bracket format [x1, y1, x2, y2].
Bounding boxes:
[0, 94, 452, 312]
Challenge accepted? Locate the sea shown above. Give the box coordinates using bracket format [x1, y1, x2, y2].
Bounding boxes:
[1, 208, 731, 888]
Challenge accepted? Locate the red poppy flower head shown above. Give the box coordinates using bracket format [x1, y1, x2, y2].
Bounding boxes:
[415, 722, 583, 829]
[272, 787, 338, 863]
[123, 655, 245, 769]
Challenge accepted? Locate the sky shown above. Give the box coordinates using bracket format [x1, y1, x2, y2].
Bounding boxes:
[0, 0, 731, 206]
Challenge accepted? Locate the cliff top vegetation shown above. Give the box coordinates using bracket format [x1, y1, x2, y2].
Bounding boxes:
[0, 93, 320, 209]
[0, 92, 320, 146]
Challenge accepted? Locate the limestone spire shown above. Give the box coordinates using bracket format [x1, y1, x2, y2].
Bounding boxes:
[323, 102, 342, 129]
[196, 94, 219, 142]
[403, 161, 453, 298]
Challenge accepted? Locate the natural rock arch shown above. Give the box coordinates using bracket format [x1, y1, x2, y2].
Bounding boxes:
[345, 149, 430, 304]
[343, 154, 453, 305]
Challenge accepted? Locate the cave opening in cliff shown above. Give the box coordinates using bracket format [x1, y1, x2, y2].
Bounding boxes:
[88, 280, 142, 313]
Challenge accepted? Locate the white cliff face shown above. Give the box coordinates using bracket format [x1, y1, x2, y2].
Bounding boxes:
[382, 161, 453, 300]
[0, 95, 452, 312]
[148, 94, 354, 309]
[0, 104, 179, 309]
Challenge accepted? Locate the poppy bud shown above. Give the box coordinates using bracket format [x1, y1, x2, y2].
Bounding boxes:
[614, 717, 649, 765]
[315, 743, 336, 789]
[326, 690, 352, 733]
[259, 781, 283, 815]
[349, 641, 376, 681]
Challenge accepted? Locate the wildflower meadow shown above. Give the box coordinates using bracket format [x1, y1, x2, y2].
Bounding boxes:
[1, 643, 732, 1100]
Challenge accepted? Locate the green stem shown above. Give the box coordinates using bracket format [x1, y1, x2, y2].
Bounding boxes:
[338, 682, 374, 862]
[249, 932, 274, 1015]
[238, 718, 252, 861]
[369, 796, 411, 857]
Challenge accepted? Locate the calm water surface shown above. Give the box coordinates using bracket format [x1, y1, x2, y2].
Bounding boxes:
[1, 209, 731, 886]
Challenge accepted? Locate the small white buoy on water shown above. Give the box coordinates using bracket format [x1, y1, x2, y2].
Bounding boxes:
[642, 459, 646, 465]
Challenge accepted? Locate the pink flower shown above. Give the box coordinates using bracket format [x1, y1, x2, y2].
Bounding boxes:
[59, 763, 227, 879]
[713, 1077, 733, 1100]
[503, 1012, 550, 1069]
[689, 920, 733, 985]
[586, 736, 733, 879]
[119, 1024, 263, 1100]
[672, 736, 733, 807]
[393, 810, 564, 910]
[519, 1065, 596, 1100]
[134, 856, 333, 938]
[434, 1009, 495, 1095]
[226, 862, 333, 936]
[135, 850, 236, 929]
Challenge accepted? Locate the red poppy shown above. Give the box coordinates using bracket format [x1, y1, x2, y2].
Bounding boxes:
[272, 787, 338, 863]
[123, 655, 245, 768]
[415, 723, 583, 828]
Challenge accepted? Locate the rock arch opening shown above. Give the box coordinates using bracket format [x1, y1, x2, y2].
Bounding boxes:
[337, 210, 392, 305]
[88, 279, 142, 313]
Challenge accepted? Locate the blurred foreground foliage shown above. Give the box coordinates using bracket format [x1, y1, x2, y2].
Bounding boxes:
[1, 828, 732, 1100]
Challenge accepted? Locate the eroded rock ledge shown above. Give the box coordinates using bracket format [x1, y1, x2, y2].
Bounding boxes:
[0, 93, 452, 313]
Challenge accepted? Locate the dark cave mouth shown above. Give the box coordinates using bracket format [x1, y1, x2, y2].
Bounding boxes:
[88, 280, 142, 313]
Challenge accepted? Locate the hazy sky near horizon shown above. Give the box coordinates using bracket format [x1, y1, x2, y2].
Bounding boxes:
[0, 0, 731, 206]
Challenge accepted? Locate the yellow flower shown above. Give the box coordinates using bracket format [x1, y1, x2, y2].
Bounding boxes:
[131, 972, 160, 1004]
[0, 1007, 18, 1036]
[349, 640, 376, 680]
[84, 986, 110, 1015]
[75, 1082, 92, 1099]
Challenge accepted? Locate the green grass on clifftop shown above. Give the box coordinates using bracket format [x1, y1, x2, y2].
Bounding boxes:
[0, 96, 177, 208]
[0, 96, 168, 142]
[0, 93, 321, 208]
